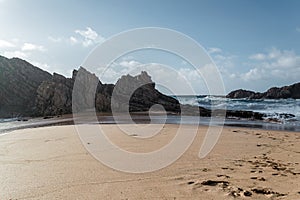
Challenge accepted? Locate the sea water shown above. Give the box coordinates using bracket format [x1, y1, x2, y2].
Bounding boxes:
[174, 95, 300, 125]
[1, 96, 300, 133]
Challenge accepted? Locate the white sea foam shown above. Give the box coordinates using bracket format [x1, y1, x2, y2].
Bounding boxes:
[175, 95, 300, 124]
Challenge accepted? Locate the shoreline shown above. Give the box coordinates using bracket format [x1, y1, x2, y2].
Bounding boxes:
[1, 113, 300, 134]
[0, 124, 299, 199]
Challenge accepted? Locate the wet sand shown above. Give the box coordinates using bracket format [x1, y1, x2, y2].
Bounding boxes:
[0, 124, 299, 199]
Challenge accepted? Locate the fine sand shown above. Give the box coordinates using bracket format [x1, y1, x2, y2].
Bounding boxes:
[0, 124, 299, 199]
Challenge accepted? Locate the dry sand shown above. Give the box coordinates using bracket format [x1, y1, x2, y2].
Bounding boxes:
[0, 124, 299, 199]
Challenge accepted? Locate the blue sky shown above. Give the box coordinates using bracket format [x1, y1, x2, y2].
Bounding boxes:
[0, 0, 299, 94]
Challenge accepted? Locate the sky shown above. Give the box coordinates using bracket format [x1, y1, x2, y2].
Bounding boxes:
[0, 0, 299, 94]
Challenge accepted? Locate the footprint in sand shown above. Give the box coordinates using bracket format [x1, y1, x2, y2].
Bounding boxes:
[187, 181, 195, 185]
[216, 174, 230, 178]
[201, 180, 229, 187]
[252, 188, 286, 197]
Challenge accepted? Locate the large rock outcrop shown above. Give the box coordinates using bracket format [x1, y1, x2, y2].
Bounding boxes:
[36, 69, 178, 116]
[112, 71, 180, 113]
[35, 73, 74, 116]
[36, 67, 114, 116]
[0, 55, 267, 120]
[226, 89, 256, 99]
[227, 82, 300, 99]
[0, 56, 51, 117]
[0, 55, 178, 118]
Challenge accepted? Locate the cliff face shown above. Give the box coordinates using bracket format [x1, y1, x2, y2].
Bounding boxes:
[35, 69, 178, 116]
[0, 56, 52, 117]
[36, 67, 114, 116]
[0, 55, 269, 120]
[35, 73, 74, 116]
[227, 82, 300, 99]
[112, 71, 180, 113]
[0, 55, 179, 118]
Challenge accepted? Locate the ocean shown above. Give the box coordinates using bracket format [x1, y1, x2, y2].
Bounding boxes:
[1, 96, 300, 133]
[175, 95, 300, 124]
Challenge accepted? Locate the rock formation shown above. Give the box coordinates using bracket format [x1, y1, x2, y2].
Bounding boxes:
[227, 82, 300, 99]
[35, 72, 74, 116]
[36, 69, 179, 116]
[112, 71, 180, 113]
[0, 55, 267, 120]
[0, 56, 51, 117]
[0, 55, 179, 118]
[36, 67, 114, 116]
[226, 89, 256, 99]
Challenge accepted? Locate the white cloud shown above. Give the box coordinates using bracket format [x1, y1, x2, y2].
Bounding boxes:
[21, 43, 46, 51]
[47, 28, 105, 47]
[208, 47, 222, 54]
[241, 47, 300, 81]
[243, 68, 265, 81]
[75, 27, 98, 41]
[93, 47, 299, 94]
[249, 53, 266, 60]
[30, 61, 51, 70]
[3, 50, 28, 59]
[212, 53, 237, 69]
[0, 39, 15, 48]
[73, 27, 105, 47]
[30, 61, 68, 75]
[69, 36, 78, 45]
[296, 27, 300, 32]
[267, 47, 281, 59]
[97, 60, 143, 83]
[204, 47, 300, 92]
[82, 40, 93, 47]
[177, 67, 200, 82]
[95, 59, 216, 94]
[119, 60, 141, 68]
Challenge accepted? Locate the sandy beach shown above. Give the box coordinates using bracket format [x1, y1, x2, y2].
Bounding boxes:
[0, 124, 299, 200]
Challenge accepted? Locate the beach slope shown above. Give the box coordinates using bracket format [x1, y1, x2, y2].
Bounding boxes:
[0, 125, 299, 199]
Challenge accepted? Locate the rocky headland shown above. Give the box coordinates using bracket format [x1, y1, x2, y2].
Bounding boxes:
[0, 56, 182, 118]
[227, 82, 300, 99]
[0, 55, 267, 120]
[0, 55, 52, 117]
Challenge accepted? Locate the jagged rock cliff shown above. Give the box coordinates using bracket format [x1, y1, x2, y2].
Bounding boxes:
[35, 72, 74, 116]
[112, 71, 180, 112]
[0, 55, 268, 120]
[37, 69, 180, 116]
[36, 69, 179, 116]
[36, 67, 114, 116]
[0, 54, 179, 118]
[227, 82, 300, 99]
[0, 56, 51, 117]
